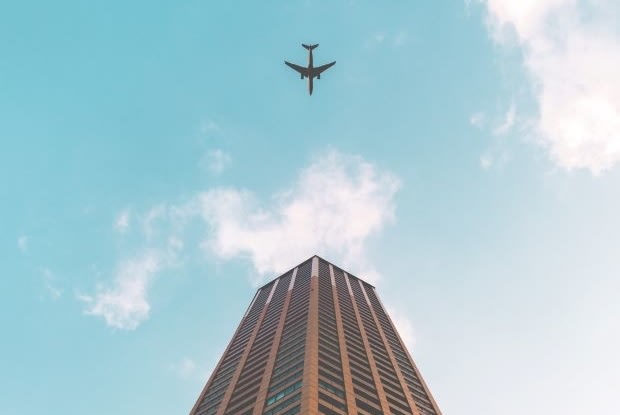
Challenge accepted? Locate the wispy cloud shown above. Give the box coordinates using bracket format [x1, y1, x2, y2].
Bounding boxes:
[480, 154, 493, 170]
[170, 357, 197, 379]
[83, 150, 400, 330]
[194, 150, 401, 283]
[492, 102, 516, 136]
[79, 252, 160, 330]
[480, 149, 510, 170]
[470, 111, 486, 128]
[470, 103, 515, 134]
[480, 0, 620, 174]
[42, 268, 62, 300]
[142, 204, 167, 240]
[79, 237, 183, 330]
[114, 209, 131, 234]
[471, 103, 514, 170]
[17, 235, 29, 253]
[200, 149, 232, 175]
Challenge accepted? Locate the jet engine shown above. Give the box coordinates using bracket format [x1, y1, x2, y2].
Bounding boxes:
[317, 74, 320, 79]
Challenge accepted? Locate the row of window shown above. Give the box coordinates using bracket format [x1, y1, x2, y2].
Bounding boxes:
[222, 273, 296, 415]
[344, 310, 381, 413]
[261, 263, 311, 415]
[350, 276, 420, 415]
[319, 268, 359, 414]
[316, 261, 351, 415]
[265, 380, 302, 406]
[197, 264, 308, 415]
[268, 369, 303, 395]
[319, 391, 347, 412]
[366, 286, 439, 415]
[319, 379, 345, 398]
[262, 392, 301, 415]
[197, 325, 255, 413]
[319, 403, 345, 415]
[332, 270, 385, 415]
[195, 284, 272, 415]
[342, 273, 396, 415]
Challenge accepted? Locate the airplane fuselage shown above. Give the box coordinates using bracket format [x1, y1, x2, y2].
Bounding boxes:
[307, 48, 314, 95]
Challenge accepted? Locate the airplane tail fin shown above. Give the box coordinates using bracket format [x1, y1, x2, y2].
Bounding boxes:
[302, 43, 319, 50]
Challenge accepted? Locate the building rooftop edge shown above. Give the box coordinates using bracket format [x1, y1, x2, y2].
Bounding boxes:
[256, 254, 376, 291]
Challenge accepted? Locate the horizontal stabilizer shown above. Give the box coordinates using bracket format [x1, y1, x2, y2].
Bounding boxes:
[302, 43, 319, 50]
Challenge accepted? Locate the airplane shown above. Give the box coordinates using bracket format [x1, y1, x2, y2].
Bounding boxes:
[285, 44, 336, 95]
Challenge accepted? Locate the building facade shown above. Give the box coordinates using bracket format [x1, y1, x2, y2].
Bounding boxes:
[190, 256, 442, 415]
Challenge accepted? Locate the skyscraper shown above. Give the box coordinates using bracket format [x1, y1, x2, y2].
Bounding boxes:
[190, 256, 442, 415]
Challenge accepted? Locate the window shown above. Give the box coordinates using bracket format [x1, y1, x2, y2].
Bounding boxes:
[265, 381, 302, 407]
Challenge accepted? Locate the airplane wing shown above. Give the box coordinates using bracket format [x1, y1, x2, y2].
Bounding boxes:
[285, 61, 309, 77]
[313, 61, 336, 76]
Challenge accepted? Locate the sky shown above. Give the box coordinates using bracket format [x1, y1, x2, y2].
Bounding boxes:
[1, 1, 619, 414]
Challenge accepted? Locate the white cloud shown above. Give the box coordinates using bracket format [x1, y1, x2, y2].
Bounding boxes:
[79, 252, 162, 330]
[493, 102, 516, 136]
[473, 104, 515, 170]
[171, 357, 197, 379]
[480, 154, 494, 169]
[84, 150, 399, 329]
[470, 112, 486, 128]
[114, 209, 131, 234]
[17, 235, 29, 253]
[480, 0, 620, 174]
[200, 149, 232, 175]
[195, 150, 400, 283]
[80, 224, 184, 330]
[479, 149, 511, 171]
[142, 204, 167, 240]
[386, 306, 416, 352]
[167, 236, 184, 253]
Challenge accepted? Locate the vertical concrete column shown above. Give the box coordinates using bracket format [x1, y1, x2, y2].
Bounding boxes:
[344, 273, 391, 415]
[216, 282, 278, 415]
[300, 256, 320, 414]
[252, 269, 298, 415]
[329, 264, 357, 415]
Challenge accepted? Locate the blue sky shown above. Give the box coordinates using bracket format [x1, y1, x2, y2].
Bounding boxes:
[2, 1, 620, 414]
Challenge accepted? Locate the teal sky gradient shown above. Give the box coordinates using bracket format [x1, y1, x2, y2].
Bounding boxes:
[2, 1, 619, 414]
